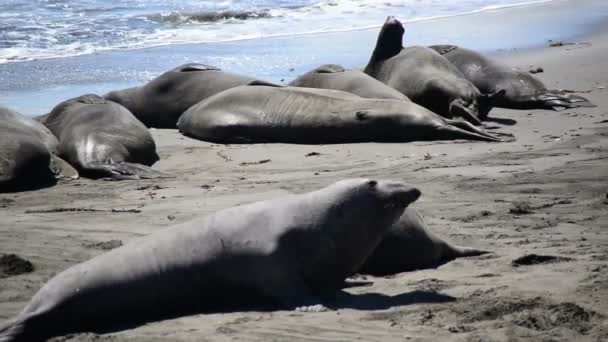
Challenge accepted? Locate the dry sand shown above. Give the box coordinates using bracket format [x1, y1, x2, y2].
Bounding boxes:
[1, 27, 607, 342]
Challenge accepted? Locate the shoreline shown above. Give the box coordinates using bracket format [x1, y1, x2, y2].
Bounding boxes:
[1, 0, 608, 116]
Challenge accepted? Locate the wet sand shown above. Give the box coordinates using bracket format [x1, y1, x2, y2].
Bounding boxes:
[1, 15, 608, 342]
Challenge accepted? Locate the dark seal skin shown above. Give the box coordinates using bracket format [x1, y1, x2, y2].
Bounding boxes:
[0, 178, 420, 341]
[429, 45, 595, 111]
[178, 84, 504, 144]
[0, 106, 77, 192]
[289, 64, 410, 101]
[364, 17, 505, 125]
[41, 94, 165, 180]
[359, 207, 488, 276]
[104, 63, 278, 128]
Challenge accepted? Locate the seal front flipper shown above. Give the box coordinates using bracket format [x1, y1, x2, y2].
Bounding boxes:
[448, 100, 483, 126]
[49, 155, 79, 180]
[261, 274, 330, 312]
[80, 161, 170, 180]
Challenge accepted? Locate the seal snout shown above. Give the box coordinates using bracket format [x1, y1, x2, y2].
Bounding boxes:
[381, 181, 421, 207]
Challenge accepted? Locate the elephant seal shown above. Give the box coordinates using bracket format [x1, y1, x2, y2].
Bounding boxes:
[0, 178, 420, 341]
[41, 94, 165, 180]
[289, 64, 410, 101]
[104, 63, 277, 128]
[0, 107, 77, 192]
[429, 45, 595, 110]
[178, 84, 503, 143]
[359, 207, 488, 276]
[364, 17, 505, 125]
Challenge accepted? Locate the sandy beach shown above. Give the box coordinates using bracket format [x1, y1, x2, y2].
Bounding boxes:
[1, 2, 608, 342]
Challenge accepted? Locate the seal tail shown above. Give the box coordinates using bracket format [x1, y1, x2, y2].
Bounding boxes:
[509, 91, 595, 111]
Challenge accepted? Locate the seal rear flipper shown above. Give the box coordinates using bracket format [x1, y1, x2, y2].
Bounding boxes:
[50, 155, 79, 180]
[445, 119, 503, 142]
[448, 100, 483, 126]
[82, 162, 171, 180]
[437, 125, 503, 142]
[509, 91, 595, 110]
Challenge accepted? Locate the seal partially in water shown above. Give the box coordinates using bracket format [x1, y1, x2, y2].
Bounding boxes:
[364, 17, 505, 125]
[104, 63, 277, 128]
[289, 64, 410, 101]
[429, 45, 595, 111]
[178, 84, 503, 143]
[0, 178, 420, 341]
[41, 94, 165, 180]
[0, 106, 77, 192]
[360, 207, 488, 276]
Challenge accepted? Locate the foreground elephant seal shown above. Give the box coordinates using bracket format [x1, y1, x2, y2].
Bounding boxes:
[289, 64, 410, 101]
[178, 85, 502, 143]
[104, 63, 276, 128]
[360, 207, 488, 276]
[429, 45, 595, 110]
[42, 94, 164, 180]
[0, 107, 76, 192]
[364, 17, 504, 125]
[0, 178, 420, 341]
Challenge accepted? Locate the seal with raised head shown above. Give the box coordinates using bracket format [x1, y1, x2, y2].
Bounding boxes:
[178, 84, 503, 143]
[359, 207, 488, 276]
[0, 178, 420, 341]
[428, 45, 595, 111]
[104, 63, 277, 128]
[0, 106, 77, 192]
[289, 64, 410, 101]
[364, 17, 505, 125]
[41, 94, 164, 180]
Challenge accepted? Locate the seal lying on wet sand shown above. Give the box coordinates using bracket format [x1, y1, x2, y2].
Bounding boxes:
[289, 64, 410, 101]
[0, 178, 420, 341]
[364, 17, 505, 125]
[429, 45, 595, 111]
[360, 207, 488, 276]
[0, 106, 76, 192]
[104, 63, 277, 128]
[178, 85, 503, 143]
[41, 94, 165, 180]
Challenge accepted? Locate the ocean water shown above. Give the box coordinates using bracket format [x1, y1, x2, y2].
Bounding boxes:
[0, 0, 555, 64]
[1, 0, 607, 115]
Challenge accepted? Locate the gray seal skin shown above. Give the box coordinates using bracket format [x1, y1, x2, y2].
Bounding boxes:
[364, 17, 505, 125]
[428, 45, 595, 111]
[0, 107, 77, 192]
[178, 84, 503, 144]
[0, 178, 421, 341]
[104, 63, 277, 128]
[42, 94, 164, 180]
[359, 207, 488, 276]
[288, 64, 410, 101]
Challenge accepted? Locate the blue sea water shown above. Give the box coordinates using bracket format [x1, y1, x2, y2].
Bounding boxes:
[1, 0, 607, 115]
[0, 0, 556, 63]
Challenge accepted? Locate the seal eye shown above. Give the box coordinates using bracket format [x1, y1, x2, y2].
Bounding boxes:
[367, 180, 378, 188]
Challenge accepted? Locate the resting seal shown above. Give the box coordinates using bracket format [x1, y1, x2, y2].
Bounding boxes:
[289, 64, 410, 101]
[0, 178, 420, 341]
[364, 17, 505, 125]
[360, 207, 488, 276]
[429, 45, 595, 110]
[178, 85, 503, 143]
[41, 94, 164, 180]
[0, 106, 76, 192]
[104, 63, 277, 128]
